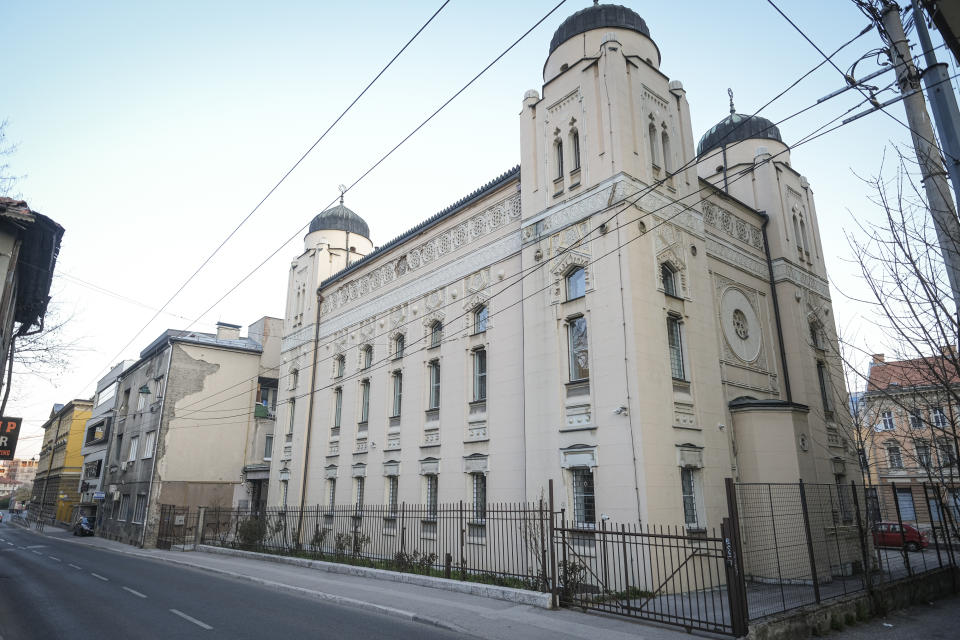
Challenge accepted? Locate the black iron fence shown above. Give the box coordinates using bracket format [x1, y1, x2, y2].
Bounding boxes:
[199, 501, 551, 590]
[733, 480, 959, 621]
[156, 505, 201, 550]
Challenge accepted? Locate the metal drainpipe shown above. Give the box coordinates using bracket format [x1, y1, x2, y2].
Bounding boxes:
[760, 212, 792, 403]
[721, 145, 730, 194]
[296, 288, 323, 540]
[140, 343, 173, 548]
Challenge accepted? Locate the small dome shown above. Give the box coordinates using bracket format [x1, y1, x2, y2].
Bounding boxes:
[549, 3, 651, 55]
[308, 203, 370, 239]
[697, 113, 784, 157]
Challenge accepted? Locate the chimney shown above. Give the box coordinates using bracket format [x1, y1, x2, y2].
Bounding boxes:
[871, 353, 885, 364]
[216, 322, 241, 341]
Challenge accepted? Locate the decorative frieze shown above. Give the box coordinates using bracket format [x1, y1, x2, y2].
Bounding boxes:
[705, 237, 767, 280]
[702, 202, 763, 250]
[771, 259, 830, 299]
[321, 193, 520, 316]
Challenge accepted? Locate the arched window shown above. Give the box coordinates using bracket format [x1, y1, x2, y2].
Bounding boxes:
[661, 263, 677, 297]
[474, 305, 488, 333]
[661, 130, 672, 174]
[571, 130, 581, 171]
[393, 334, 405, 359]
[799, 218, 809, 254]
[334, 355, 345, 378]
[555, 139, 564, 179]
[648, 123, 659, 167]
[565, 266, 586, 300]
[792, 215, 802, 250]
[290, 367, 300, 391]
[361, 345, 373, 369]
[430, 321, 443, 348]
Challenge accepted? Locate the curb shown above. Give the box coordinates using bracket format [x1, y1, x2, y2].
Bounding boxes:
[197, 544, 554, 609]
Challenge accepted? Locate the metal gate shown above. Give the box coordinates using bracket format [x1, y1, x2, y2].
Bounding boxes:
[553, 515, 745, 636]
[156, 504, 193, 550]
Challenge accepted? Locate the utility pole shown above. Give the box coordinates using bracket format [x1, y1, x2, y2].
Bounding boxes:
[911, 0, 960, 222]
[881, 2, 960, 312]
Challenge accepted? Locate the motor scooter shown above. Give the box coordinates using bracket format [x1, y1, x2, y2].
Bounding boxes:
[73, 517, 94, 537]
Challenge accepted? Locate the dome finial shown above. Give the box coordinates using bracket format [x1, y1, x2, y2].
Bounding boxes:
[337, 183, 347, 206]
[728, 88, 735, 115]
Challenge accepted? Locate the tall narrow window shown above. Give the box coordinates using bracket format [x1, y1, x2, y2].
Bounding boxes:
[799, 218, 809, 254]
[355, 477, 365, 513]
[571, 468, 596, 526]
[896, 488, 916, 521]
[567, 316, 589, 381]
[359, 380, 370, 425]
[933, 406, 947, 428]
[394, 334, 405, 359]
[291, 368, 300, 390]
[809, 323, 822, 349]
[555, 140, 564, 179]
[327, 478, 336, 507]
[334, 355, 345, 378]
[288, 398, 296, 435]
[154, 376, 165, 399]
[387, 476, 398, 514]
[648, 123, 659, 167]
[661, 263, 677, 297]
[430, 321, 443, 348]
[917, 442, 932, 467]
[474, 305, 488, 333]
[472, 473, 487, 521]
[566, 267, 585, 300]
[571, 130, 581, 170]
[428, 360, 441, 409]
[264, 434, 274, 461]
[333, 388, 342, 433]
[681, 468, 700, 528]
[473, 348, 487, 402]
[667, 316, 685, 380]
[792, 215, 801, 249]
[128, 436, 139, 462]
[816, 361, 833, 413]
[133, 494, 147, 524]
[391, 371, 402, 417]
[142, 431, 156, 459]
[425, 474, 438, 519]
[661, 130, 672, 174]
[939, 438, 957, 466]
[362, 345, 373, 369]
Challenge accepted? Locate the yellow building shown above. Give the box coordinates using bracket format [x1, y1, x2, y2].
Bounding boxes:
[30, 399, 93, 525]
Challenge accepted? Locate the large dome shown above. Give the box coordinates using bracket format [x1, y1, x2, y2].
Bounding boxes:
[697, 113, 784, 157]
[549, 3, 651, 54]
[308, 203, 370, 239]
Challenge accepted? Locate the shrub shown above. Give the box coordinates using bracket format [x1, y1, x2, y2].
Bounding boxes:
[236, 517, 266, 549]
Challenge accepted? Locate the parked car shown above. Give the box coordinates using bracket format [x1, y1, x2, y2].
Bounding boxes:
[872, 521, 928, 551]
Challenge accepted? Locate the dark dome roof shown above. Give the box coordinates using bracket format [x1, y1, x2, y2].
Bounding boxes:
[697, 113, 784, 156]
[549, 4, 651, 54]
[308, 203, 370, 239]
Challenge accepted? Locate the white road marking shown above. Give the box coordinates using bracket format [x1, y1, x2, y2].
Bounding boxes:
[48, 556, 60, 562]
[122, 586, 147, 598]
[91, 573, 108, 581]
[31, 550, 42, 555]
[170, 609, 213, 630]
[68, 564, 82, 570]
[5, 542, 12, 546]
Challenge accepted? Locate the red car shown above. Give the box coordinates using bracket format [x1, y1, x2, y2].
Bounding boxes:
[872, 521, 929, 551]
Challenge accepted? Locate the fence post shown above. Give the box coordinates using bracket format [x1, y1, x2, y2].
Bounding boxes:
[459, 500, 466, 576]
[798, 480, 821, 603]
[548, 479, 558, 608]
[923, 483, 944, 569]
[850, 482, 872, 593]
[538, 497, 548, 592]
[400, 502, 406, 554]
[620, 523, 630, 606]
[196, 506, 206, 550]
[560, 507, 568, 605]
[890, 482, 912, 576]
[444, 552, 452, 579]
[723, 478, 750, 635]
[599, 517, 609, 594]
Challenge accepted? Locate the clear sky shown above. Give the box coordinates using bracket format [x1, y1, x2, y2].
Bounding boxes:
[2, 0, 956, 457]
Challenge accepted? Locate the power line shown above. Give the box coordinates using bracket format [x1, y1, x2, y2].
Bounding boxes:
[69, 0, 453, 397]
[171, 30, 893, 418]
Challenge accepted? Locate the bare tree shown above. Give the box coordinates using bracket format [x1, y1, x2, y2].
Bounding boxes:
[0, 120, 22, 197]
[835, 146, 960, 540]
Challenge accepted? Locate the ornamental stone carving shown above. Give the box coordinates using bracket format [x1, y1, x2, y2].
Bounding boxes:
[719, 286, 762, 364]
[702, 201, 763, 250]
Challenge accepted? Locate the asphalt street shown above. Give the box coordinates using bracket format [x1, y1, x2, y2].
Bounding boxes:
[0, 513, 465, 640]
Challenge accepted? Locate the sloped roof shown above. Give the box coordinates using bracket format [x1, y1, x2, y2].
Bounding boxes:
[866, 353, 960, 393]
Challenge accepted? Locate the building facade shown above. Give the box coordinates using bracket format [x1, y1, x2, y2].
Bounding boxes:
[98, 318, 281, 547]
[268, 3, 856, 530]
[78, 360, 134, 525]
[30, 400, 93, 524]
[861, 352, 960, 526]
[0, 458, 38, 487]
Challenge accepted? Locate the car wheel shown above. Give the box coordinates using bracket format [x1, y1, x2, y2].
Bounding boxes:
[905, 541, 920, 552]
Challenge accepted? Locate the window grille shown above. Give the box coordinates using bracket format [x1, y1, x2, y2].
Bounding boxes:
[133, 494, 147, 524]
[472, 473, 486, 521]
[327, 478, 336, 507]
[387, 476, 398, 514]
[355, 477, 365, 513]
[425, 475, 438, 519]
[681, 467, 699, 528]
[571, 467, 595, 526]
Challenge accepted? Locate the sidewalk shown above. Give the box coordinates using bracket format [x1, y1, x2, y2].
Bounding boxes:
[14, 522, 716, 640]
